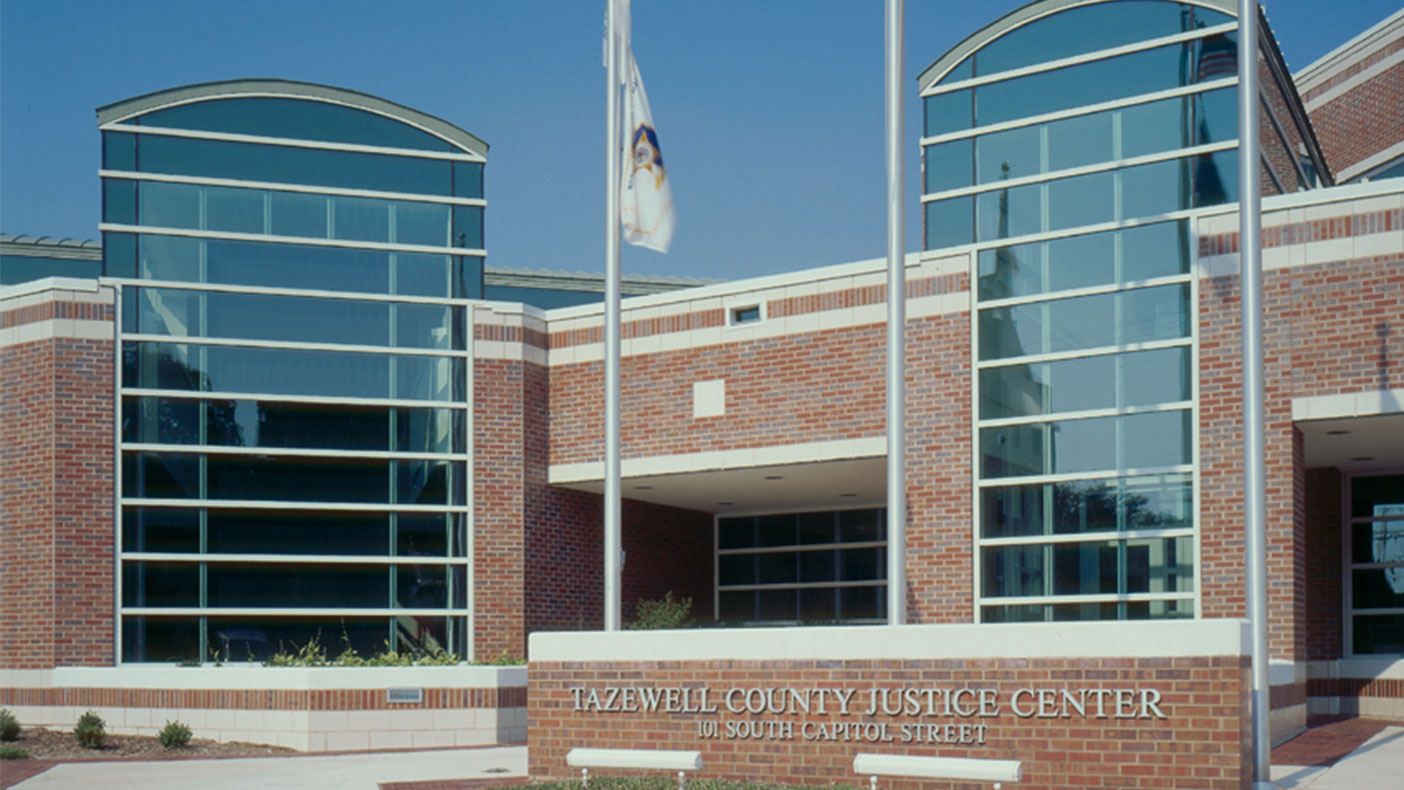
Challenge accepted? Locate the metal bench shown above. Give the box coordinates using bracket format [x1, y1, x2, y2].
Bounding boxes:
[566, 747, 704, 789]
[853, 753, 1022, 789]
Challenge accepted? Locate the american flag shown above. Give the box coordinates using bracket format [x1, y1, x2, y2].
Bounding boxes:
[1197, 33, 1238, 81]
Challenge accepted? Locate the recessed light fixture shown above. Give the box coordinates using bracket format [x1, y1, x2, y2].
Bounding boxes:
[633, 485, 653, 490]
[1351, 456, 1375, 462]
[1326, 430, 1351, 436]
[764, 475, 783, 480]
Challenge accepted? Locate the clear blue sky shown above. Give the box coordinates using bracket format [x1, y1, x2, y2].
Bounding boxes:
[1, 1, 1396, 282]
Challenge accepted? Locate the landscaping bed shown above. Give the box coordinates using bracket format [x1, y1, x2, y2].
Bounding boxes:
[1, 727, 294, 761]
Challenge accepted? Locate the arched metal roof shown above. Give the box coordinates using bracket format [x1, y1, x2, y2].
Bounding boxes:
[96, 78, 487, 158]
[917, 0, 1237, 93]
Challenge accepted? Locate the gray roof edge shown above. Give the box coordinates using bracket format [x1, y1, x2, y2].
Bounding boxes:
[1, 234, 104, 260]
[917, 0, 1238, 93]
[96, 79, 488, 157]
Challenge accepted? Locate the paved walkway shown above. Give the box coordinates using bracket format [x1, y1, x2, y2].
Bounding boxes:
[1271, 722, 1404, 789]
[2, 745, 527, 790]
[6, 720, 1404, 789]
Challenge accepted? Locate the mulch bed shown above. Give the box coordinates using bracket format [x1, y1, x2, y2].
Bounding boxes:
[0, 728, 294, 789]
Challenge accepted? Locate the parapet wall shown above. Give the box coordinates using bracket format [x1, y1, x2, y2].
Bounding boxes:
[528, 622, 1252, 789]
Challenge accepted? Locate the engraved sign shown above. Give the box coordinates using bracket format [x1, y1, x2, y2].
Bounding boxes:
[568, 685, 1166, 745]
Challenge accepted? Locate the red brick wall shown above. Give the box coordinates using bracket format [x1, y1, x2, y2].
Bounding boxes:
[529, 656, 1251, 788]
[905, 308, 974, 624]
[549, 325, 887, 467]
[1198, 233, 1402, 659]
[478, 355, 714, 658]
[0, 684, 525, 711]
[1197, 268, 1302, 658]
[1307, 58, 1404, 176]
[474, 357, 531, 659]
[519, 486, 714, 639]
[1304, 467, 1344, 660]
[1, 329, 115, 669]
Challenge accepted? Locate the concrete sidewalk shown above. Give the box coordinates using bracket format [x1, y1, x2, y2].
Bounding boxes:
[1273, 725, 1404, 789]
[5, 745, 527, 790]
[8, 730, 1404, 789]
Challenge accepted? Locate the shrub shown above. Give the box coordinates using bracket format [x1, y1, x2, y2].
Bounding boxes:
[73, 710, 106, 749]
[158, 719, 193, 749]
[0, 745, 31, 760]
[628, 591, 692, 630]
[0, 708, 19, 741]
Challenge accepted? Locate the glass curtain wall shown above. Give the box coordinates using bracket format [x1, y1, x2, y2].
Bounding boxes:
[101, 92, 483, 662]
[1347, 473, 1404, 655]
[716, 508, 887, 624]
[920, 0, 1231, 622]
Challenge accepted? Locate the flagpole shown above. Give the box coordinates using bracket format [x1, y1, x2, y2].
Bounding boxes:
[1237, 1, 1274, 787]
[604, 0, 623, 632]
[884, 0, 907, 626]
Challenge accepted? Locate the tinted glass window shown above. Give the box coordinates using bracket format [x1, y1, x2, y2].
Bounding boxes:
[973, 2, 1231, 78]
[123, 341, 465, 401]
[978, 221, 1190, 301]
[135, 97, 455, 152]
[135, 134, 455, 196]
[981, 346, 1191, 419]
[974, 41, 1221, 128]
[136, 236, 477, 298]
[979, 283, 1190, 360]
[981, 474, 1193, 538]
[980, 410, 1192, 478]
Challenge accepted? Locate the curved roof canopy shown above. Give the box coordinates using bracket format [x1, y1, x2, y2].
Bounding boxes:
[917, 0, 1237, 93]
[96, 79, 487, 158]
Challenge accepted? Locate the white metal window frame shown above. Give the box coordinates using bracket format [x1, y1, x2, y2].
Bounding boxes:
[921, 140, 1237, 204]
[122, 443, 464, 462]
[109, 278, 480, 307]
[921, 21, 1238, 97]
[99, 121, 488, 163]
[1343, 468, 1404, 658]
[100, 170, 487, 208]
[713, 506, 888, 625]
[121, 333, 472, 359]
[119, 387, 468, 411]
[969, 219, 1203, 622]
[920, 78, 1236, 147]
[99, 223, 486, 259]
[114, 286, 480, 662]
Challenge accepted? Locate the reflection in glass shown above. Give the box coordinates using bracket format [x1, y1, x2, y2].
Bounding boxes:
[125, 287, 462, 350]
[134, 237, 483, 298]
[134, 134, 454, 195]
[123, 341, 464, 401]
[136, 97, 454, 152]
[982, 474, 1193, 539]
[979, 284, 1189, 360]
[970, 2, 1231, 79]
[980, 346, 1191, 419]
[981, 410, 1192, 479]
[983, 537, 1191, 598]
[123, 451, 465, 506]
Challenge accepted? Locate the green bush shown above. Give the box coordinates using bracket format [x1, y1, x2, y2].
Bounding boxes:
[0, 745, 31, 760]
[158, 719, 193, 748]
[0, 708, 19, 741]
[73, 710, 106, 749]
[628, 591, 692, 630]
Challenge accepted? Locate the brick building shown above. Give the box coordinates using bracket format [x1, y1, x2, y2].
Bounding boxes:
[2, 0, 1402, 761]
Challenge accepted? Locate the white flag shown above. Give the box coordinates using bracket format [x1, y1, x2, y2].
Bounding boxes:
[620, 54, 675, 253]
